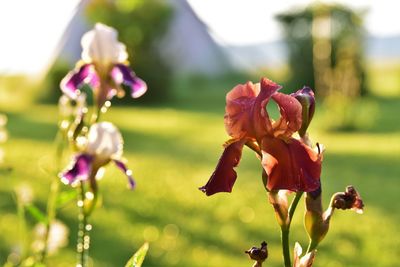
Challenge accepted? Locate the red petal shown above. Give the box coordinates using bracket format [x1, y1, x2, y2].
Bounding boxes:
[200, 140, 245, 196]
[224, 78, 283, 140]
[261, 137, 321, 192]
[253, 78, 282, 138]
[271, 92, 302, 138]
[224, 82, 260, 139]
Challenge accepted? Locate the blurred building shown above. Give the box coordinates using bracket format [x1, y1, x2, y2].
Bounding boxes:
[56, 0, 233, 76]
[55, 0, 90, 66]
[159, 0, 232, 75]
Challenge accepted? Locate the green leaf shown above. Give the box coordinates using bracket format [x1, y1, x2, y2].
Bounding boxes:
[125, 242, 149, 267]
[25, 204, 48, 224]
[56, 190, 77, 208]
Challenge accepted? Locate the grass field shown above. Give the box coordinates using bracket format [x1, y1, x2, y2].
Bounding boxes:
[0, 70, 399, 266]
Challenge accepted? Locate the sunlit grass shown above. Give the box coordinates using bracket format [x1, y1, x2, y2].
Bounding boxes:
[0, 75, 42, 112]
[366, 61, 400, 97]
[1, 72, 399, 266]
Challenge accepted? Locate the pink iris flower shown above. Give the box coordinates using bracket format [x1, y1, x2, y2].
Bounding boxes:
[200, 78, 322, 195]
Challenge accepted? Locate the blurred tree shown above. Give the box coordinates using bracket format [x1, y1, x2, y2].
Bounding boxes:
[38, 60, 71, 103]
[85, 0, 173, 103]
[276, 3, 367, 98]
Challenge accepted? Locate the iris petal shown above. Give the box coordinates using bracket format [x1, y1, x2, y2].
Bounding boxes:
[113, 159, 135, 189]
[112, 64, 147, 98]
[224, 82, 260, 139]
[270, 92, 303, 138]
[261, 137, 321, 192]
[60, 154, 93, 185]
[255, 78, 283, 137]
[200, 140, 245, 196]
[60, 64, 95, 99]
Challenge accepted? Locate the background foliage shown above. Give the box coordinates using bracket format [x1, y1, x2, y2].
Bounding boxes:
[277, 4, 367, 97]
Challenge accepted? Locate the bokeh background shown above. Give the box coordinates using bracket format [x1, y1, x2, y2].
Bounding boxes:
[1, 0, 399, 266]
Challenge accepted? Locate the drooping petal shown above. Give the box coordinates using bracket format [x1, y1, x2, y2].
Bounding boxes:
[112, 64, 147, 98]
[200, 140, 245, 196]
[60, 154, 93, 185]
[113, 159, 135, 189]
[60, 64, 94, 99]
[261, 137, 321, 192]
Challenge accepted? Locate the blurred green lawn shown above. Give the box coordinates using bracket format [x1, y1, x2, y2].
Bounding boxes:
[0, 66, 400, 266]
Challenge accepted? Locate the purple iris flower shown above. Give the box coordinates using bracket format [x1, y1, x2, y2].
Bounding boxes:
[60, 122, 135, 189]
[60, 23, 147, 108]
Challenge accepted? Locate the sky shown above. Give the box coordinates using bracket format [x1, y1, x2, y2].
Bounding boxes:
[0, 0, 399, 75]
[188, 0, 400, 45]
[0, 0, 81, 76]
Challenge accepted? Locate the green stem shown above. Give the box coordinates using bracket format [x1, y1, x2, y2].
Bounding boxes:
[288, 192, 303, 222]
[17, 200, 28, 260]
[306, 239, 319, 254]
[281, 229, 291, 267]
[39, 179, 60, 262]
[280, 192, 304, 267]
[90, 109, 100, 125]
[39, 130, 65, 263]
[77, 183, 86, 267]
[77, 182, 91, 267]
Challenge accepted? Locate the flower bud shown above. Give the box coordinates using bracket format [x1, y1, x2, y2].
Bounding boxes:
[305, 185, 364, 251]
[304, 187, 329, 247]
[293, 242, 316, 267]
[291, 87, 315, 137]
[268, 190, 290, 228]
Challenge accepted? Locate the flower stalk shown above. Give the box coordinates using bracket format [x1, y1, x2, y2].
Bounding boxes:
[39, 129, 66, 263]
[57, 23, 146, 266]
[281, 229, 291, 267]
[77, 181, 91, 267]
[279, 191, 304, 267]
